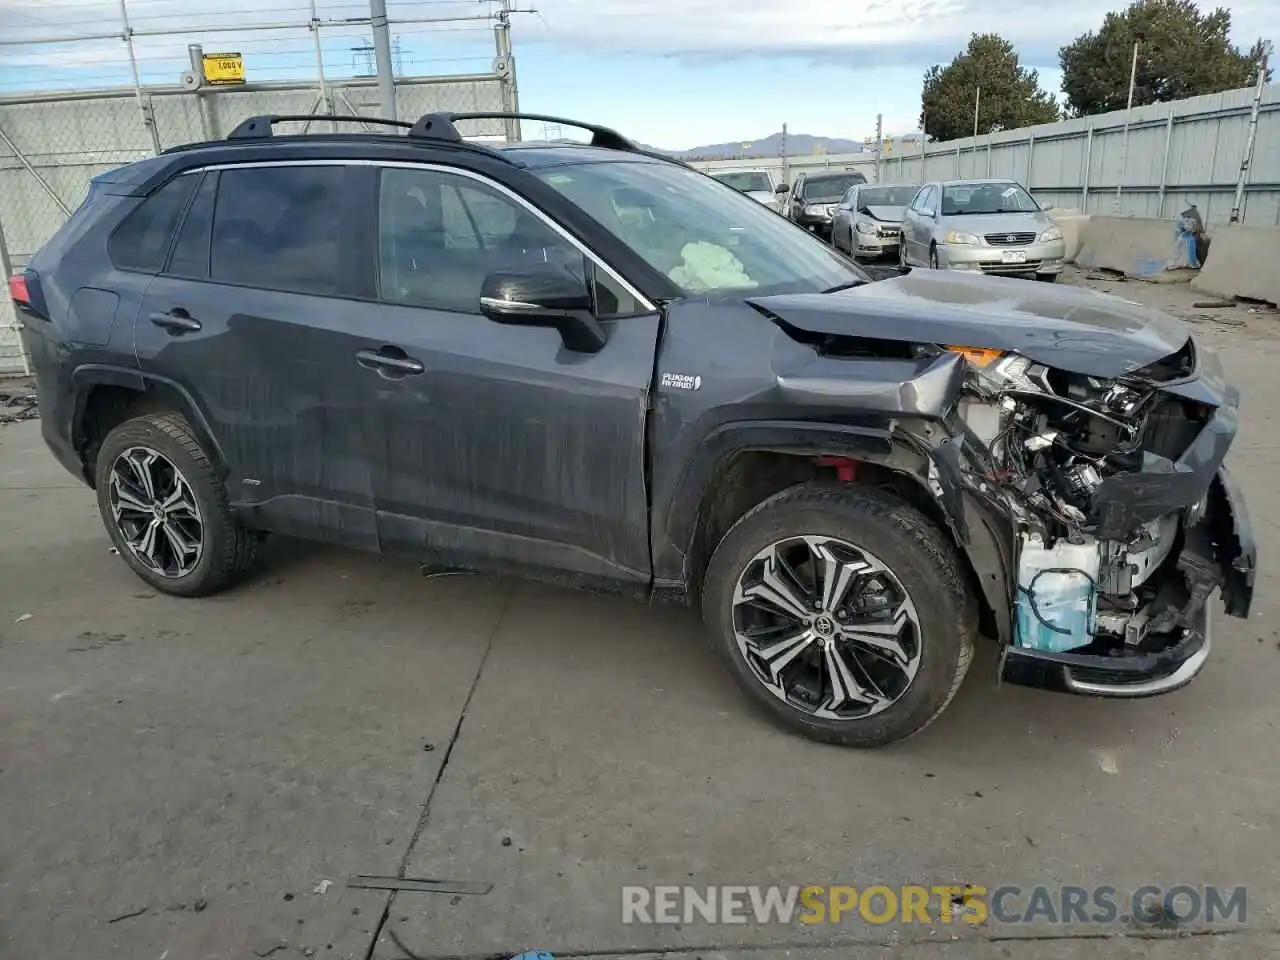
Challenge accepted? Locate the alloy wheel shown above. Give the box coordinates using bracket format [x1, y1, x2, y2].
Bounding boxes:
[108, 446, 204, 578]
[731, 535, 922, 721]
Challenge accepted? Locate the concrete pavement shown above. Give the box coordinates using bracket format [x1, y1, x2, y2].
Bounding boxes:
[2, 272, 1280, 959]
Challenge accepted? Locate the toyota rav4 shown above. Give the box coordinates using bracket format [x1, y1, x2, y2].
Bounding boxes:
[12, 112, 1255, 747]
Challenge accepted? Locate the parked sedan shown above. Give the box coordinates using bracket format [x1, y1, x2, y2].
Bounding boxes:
[899, 179, 1065, 282]
[831, 183, 920, 260]
[785, 170, 867, 240]
[709, 169, 784, 213]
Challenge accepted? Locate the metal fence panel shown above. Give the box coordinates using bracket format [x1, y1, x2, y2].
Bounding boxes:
[0, 74, 507, 374]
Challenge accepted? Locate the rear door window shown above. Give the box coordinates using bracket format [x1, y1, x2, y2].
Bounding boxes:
[210, 165, 346, 296]
[109, 174, 198, 273]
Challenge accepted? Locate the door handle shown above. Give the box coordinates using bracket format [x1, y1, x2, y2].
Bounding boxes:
[149, 310, 202, 333]
[356, 347, 425, 376]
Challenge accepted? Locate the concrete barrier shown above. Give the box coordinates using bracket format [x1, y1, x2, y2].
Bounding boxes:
[1190, 224, 1280, 307]
[1045, 208, 1090, 262]
[1075, 216, 1181, 277]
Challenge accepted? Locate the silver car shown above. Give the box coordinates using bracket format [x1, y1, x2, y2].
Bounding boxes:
[709, 169, 784, 213]
[899, 178, 1066, 281]
[831, 183, 920, 260]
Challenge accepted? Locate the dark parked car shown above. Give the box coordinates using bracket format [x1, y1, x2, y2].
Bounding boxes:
[785, 170, 867, 239]
[11, 112, 1254, 747]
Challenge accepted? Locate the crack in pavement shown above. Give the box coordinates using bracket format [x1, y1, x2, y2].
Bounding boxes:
[362, 582, 515, 960]
[374, 923, 1280, 960]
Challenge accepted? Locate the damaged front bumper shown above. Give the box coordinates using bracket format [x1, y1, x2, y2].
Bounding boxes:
[1000, 465, 1255, 697]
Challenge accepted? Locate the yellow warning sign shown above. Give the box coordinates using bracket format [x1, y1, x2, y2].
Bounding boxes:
[202, 52, 245, 85]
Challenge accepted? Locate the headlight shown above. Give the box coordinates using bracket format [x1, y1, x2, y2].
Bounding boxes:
[943, 230, 980, 245]
[855, 220, 876, 234]
[944, 347, 1041, 393]
[1039, 226, 1063, 242]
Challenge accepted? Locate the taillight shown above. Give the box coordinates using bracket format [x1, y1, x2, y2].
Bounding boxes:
[7, 272, 28, 305]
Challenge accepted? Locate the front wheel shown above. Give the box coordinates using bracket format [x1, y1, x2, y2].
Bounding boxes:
[701, 483, 976, 747]
[929, 244, 940, 270]
[1035, 272, 1059, 283]
[898, 239, 910, 272]
[94, 412, 263, 597]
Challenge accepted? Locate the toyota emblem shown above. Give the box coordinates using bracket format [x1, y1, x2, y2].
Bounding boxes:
[1006, 234, 1016, 243]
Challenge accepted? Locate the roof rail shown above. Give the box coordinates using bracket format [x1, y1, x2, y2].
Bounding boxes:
[407, 112, 639, 151]
[227, 115, 413, 140]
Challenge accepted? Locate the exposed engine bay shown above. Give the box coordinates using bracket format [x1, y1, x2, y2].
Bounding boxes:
[953, 340, 1221, 657]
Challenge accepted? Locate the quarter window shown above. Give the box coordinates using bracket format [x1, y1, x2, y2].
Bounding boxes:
[109, 174, 197, 273]
[167, 171, 218, 279]
[210, 165, 346, 296]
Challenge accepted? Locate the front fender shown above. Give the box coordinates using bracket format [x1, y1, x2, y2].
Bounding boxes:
[652, 419, 1017, 643]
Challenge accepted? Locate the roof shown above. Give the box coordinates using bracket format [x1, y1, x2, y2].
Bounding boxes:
[492, 141, 665, 169]
[936, 177, 1023, 186]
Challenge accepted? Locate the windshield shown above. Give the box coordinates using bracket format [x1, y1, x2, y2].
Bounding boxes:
[801, 174, 865, 201]
[712, 171, 773, 194]
[537, 160, 868, 296]
[857, 185, 919, 207]
[941, 181, 1039, 215]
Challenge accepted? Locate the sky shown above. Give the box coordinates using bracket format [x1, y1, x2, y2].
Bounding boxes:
[0, 0, 1274, 150]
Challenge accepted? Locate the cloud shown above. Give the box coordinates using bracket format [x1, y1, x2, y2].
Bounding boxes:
[519, 0, 1273, 69]
[1, 0, 1272, 91]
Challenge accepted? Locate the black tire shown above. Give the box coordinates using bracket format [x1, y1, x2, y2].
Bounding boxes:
[1035, 272, 1058, 283]
[929, 244, 940, 269]
[701, 482, 976, 747]
[898, 241, 910, 273]
[94, 412, 263, 597]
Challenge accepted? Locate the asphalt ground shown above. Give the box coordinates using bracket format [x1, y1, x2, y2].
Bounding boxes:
[1, 267, 1278, 959]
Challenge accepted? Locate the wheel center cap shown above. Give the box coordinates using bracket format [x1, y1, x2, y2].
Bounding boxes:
[813, 615, 836, 637]
[151, 504, 165, 521]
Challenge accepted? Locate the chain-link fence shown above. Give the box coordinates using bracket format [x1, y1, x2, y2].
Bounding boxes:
[0, 0, 520, 374]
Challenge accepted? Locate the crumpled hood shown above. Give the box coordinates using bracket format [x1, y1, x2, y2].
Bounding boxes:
[749, 269, 1191, 378]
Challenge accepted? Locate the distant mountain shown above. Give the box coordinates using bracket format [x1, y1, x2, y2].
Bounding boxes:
[661, 132, 867, 161]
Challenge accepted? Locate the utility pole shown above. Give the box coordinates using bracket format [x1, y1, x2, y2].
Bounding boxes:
[972, 87, 981, 138]
[1115, 40, 1139, 210]
[873, 113, 883, 182]
[369, 0, 397, 119]
[781, 122, 790, 187]
[1231, 40, 1272, 223]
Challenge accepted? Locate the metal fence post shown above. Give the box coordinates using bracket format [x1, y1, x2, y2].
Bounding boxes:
[187, 45, 216, 142]
[308, 0, 333, 126]
[1081, 124, 1094, 210]
[493, 0, 518, 141]
[1156, 110, 1174, 218]
[1025, 133, 1035, 188]
[0, 212, 30, 376]
[118, 0, 162, 153]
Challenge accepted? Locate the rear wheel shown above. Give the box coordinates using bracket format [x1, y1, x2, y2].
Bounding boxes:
[702, 483, 976, 747]
[95, 412, 263, 597]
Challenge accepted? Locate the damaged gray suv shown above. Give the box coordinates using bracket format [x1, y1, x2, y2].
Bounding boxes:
[14, 112, 1255, 747]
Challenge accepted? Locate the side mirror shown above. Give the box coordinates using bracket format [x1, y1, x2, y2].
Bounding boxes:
[775, 183, 789, 194]
[479, 270, 607, 354]
[1038, 199, 1053, 211]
